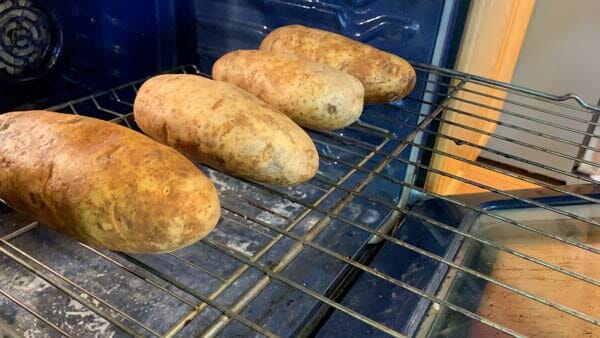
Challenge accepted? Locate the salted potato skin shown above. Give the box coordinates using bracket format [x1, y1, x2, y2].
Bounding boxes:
[260, 24, 417, 104]
[212, 50, 364, 130]
[133, 74, 319, 186]
[0, 111, 221, 253]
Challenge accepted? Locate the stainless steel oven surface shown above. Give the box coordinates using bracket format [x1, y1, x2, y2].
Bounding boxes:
[1, 1, 599, 337]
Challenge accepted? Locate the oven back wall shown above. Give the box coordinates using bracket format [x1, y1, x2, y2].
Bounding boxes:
[1, 0, 462, 113]
[0, 0, 186, 112]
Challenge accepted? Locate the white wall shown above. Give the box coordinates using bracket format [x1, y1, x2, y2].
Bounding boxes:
[481, 0, 600, 184]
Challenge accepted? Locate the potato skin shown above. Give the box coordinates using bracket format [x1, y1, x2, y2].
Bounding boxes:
[133, 74, 319, 186]
[0, 111, 221, 253]
[212, 50, 364, 130]
[260, 25, 417, 104]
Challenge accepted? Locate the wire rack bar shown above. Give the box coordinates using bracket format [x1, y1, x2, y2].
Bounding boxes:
[411, 62, 600, 111]
[312, 144, 600, 254]
[2, 63, 599, 337]
[245, 163, 600, 284]
[309, 128, 600, 235]
[221, 192, 296, 222]
[233, 166, 600, 289]
[417, 87, 599, 141]
[74, 65, 600, 335]
[0, 238, 142, 336]
[190, 144, 389, 337]
[204, 235, 524, 338]
[117, 256, 278, 338]
[201, 95, 600, 333]
[79, 244, 279, 338]
[228, 118, 600, 283]
[202, 237, 411, 338]
[351, 114, 599, 198]
[198, 132, 401, 337]
[2, 221, 39, 241]
[363, 108, 599, 183]
[408, 94, 600, 159]
[413, 73, 600, 126]
[405, 105, 600, 173]
[216, 193, 600, 328]
[322, 124, 600, 205]
[576, 106, 600, 170]
[0, 287, 71, 337]
[197, 104, 444, 336]
[311, 123, 600, 227]
[160, 113, 390, 337]
[166, 252, 229, 282]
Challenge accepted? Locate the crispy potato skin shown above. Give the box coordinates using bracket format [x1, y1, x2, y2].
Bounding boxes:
[213, 50, 364, 130]
[133, 74, 319, 186]
[0, 111, 221, 253]
[260, 25, 416, 104]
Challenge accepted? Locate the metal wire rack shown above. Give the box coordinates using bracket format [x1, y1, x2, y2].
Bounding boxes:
[0, 62, 599, 338]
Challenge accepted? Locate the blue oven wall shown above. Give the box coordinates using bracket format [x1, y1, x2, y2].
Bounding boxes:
[1, 0, 187, 111]
[192, 0, 450, 72]
[3, 0, 461, 112]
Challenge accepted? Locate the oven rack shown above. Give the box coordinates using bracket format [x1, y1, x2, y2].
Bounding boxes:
[0, 63, 598, 337]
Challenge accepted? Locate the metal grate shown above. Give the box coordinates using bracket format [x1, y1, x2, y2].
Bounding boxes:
[0, 63, 599, 338]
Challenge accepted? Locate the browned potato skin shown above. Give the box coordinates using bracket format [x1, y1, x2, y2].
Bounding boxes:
[260, 25, 417, 104]
[0, 111, 221, 254]
[212, 50, 364, 130]
[134, 74, 319, 186]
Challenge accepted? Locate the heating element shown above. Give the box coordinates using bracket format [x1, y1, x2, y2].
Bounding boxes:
[0, 63, 599, 338]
